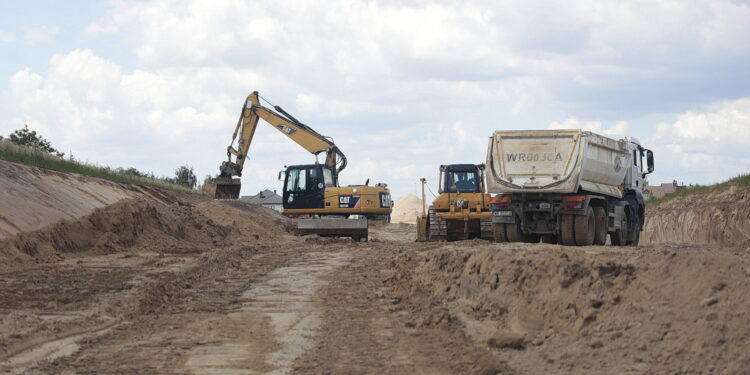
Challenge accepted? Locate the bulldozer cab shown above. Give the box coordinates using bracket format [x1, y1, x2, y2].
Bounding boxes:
[282, 164, 335, 210]
[440, 164, 483, 194]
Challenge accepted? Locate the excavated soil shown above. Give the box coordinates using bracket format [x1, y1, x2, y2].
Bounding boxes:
[1, 161, 749, 374]
[643, 184, 750, 247]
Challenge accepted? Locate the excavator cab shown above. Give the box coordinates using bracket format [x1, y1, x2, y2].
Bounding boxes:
[281, 164, 334, 210]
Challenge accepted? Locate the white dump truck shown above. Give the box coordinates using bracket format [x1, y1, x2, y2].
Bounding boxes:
[485, 129, 654, 246]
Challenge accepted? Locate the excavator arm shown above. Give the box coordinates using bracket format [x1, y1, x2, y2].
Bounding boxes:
[212, 91, 347, 198]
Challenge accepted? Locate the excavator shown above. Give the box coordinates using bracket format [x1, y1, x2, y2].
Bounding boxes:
[208, 91, 392, 240]
[416, 164, 494, 241]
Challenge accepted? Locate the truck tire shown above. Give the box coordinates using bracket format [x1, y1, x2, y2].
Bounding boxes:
[628, 220, 641, 246]
[506, 223, 523, 242]
[560, 214, 577, 246]
[492, 223, 508, 243]
[611, 211, 628, 246]
[593, 206, 607, 245]
[574, 206, 595, 246]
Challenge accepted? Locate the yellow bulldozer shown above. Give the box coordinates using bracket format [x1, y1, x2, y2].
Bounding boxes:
[416, 164, 493, 241]
[207, 91, 392, 240]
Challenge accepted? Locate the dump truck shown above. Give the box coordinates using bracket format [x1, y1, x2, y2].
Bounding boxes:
[208, 91, 392, 240]
[416, 164, 494, 242]
[485, 129, 654, 246]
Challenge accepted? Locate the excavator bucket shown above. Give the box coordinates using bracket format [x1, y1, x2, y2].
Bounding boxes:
[206, 178, 242, 199]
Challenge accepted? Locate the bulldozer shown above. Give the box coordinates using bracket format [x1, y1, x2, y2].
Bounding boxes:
[208, 91, 392, 240]
[416, 164, 494, 241]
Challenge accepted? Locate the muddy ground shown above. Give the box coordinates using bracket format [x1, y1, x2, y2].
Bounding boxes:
[1, 160, 749, 374]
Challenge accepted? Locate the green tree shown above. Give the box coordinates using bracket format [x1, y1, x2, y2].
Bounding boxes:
[174, 165, 197, 189]
[8, 125, 64, 157]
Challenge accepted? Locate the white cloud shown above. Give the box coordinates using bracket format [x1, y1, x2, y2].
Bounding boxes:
[6, 0, 750, 198]
[648, 97, 750, 184]
[0, 31, 14, 42]
[83, 0, 750, 115]
[548, 117, 630, 136]
[25, 26, 59, 43]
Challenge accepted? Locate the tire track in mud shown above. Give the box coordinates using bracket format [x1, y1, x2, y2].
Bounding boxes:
[185, 251, 351, 375]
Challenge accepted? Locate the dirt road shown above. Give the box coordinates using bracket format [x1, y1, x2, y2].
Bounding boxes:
[1, 160, 749, 374]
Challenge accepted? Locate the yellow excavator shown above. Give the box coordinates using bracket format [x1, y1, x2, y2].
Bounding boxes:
[208, 91, 392, 240]
[416, 164, 493, 241]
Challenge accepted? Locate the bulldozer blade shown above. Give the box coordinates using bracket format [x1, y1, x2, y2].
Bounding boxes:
[297, 218, 368, 240]
[208, 178, 242, 200]
[416, 216, 429, 242]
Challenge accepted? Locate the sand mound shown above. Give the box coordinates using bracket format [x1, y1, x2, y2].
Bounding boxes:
[0, 198, 295, 271]
[391, 194, 424, 224]
[391, 242, 750, 373]
[0, 199, 231, 268]
[643, 184, 750, 247]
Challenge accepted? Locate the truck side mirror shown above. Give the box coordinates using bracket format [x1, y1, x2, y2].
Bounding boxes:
[278, 171, 284, 181]
[645, 149, 654, 175]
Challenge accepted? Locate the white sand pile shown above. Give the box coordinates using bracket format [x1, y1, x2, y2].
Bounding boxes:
[391, 194, 424, 224]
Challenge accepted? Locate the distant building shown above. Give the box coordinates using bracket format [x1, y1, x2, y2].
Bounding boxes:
[644, 180, 686, 199]
[241, 189, 283, 212]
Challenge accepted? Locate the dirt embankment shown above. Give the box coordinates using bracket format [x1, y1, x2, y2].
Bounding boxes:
[643, 184, 750, 247]
[0, 159, 176, 240]
[390, 241, 750, 374]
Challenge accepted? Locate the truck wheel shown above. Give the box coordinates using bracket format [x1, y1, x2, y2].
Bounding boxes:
[628, 220, 641, 246]
[593, 206, 607, 245]
[611, 212, 628, 246]
[560, 214, 577, 246]
[541, 234, 557, 244]
[574, 206, 596, 246]
[506, 223, 524, 242]
[492, 223, 508, 243]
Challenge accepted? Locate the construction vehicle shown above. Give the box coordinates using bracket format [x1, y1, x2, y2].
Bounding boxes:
[209, 91, 392, 240]
[416, 164, 494, 241]
[485, 129, 654, 246]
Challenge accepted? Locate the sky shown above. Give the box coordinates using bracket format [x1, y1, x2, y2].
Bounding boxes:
[1, 0, 750, 199]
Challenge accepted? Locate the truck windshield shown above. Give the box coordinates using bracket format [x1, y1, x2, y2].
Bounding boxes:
[445, 171, 479, 193]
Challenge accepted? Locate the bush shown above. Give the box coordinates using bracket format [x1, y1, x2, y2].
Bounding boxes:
[173, 165, 197, 189]
[7, 125, 64, 157]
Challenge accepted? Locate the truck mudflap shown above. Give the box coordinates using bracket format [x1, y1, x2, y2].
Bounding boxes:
[296, 218, 368, 241]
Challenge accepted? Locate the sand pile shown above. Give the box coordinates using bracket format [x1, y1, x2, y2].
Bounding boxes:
[389, 242, 750, 373]
[0, 199, 232, 268]
[391, 194, 424, 224]
[643, 184, 750, 247]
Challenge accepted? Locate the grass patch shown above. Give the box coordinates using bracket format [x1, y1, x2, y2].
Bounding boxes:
[0, 139, 201, 195]
[647, 173, 750, 205]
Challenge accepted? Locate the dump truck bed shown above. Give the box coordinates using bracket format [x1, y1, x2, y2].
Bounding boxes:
[485, 129, 632, 197]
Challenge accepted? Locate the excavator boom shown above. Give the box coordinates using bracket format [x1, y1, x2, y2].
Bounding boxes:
[212, 91, 346, 198]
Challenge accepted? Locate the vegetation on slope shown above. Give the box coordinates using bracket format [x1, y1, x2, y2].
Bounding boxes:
[0, 138, 200, 195]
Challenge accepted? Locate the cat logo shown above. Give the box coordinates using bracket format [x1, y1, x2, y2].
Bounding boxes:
[277, 124, 297, 135]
